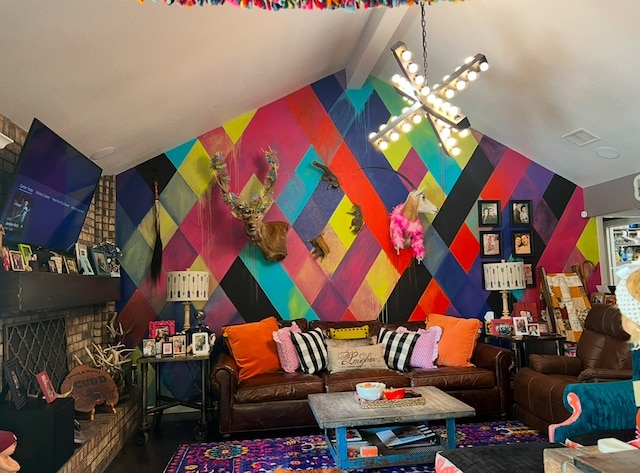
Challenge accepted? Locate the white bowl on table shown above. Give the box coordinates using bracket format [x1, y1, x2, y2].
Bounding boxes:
[355, 382, 386, 401]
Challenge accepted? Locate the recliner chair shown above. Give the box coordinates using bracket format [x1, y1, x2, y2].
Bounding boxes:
[513, 304, 632, 432]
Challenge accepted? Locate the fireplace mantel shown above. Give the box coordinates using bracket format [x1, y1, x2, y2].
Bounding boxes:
[0, 272, 120, 315]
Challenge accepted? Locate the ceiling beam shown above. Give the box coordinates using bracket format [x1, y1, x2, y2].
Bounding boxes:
[345, 7, 412, 89]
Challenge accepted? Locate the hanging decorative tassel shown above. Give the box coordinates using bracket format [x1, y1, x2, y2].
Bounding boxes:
[150, 179, 162, 284]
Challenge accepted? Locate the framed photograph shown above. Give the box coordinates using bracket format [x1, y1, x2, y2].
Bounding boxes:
[51, 255, 63, 274]
[172, 334, 187, 356]
[490, 319, 514, 337]
[75, 243, 94, 275]
[539, 323, 550, 335]
[478, 200, 501, 227]
[526, 323, 541, 337]
[47, 260, 57, 272]
[142, 338, 156, 357]
[512, 316, 528, 337]
[192, 332, 210, 356]
[604, 294, 617, 305]
[523, 262, 536, 287]
[9, 250, 25, 271]
[590, 292, 605, 305]
[149, 320, 176, 340]
[63, 255, 78, 274]
[512, 230, 533, 256]
[2, 358, 27, 410]
[480, 231, 502, 257]
[511, 200, 532, 226]
[18, 243, 32, 266]
[90, 247, 110, 276]
[36, 370, 57, 403]
[162, 341, 173, 357]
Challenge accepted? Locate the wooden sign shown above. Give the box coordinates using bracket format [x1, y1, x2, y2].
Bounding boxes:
[61, 365, 119, 419]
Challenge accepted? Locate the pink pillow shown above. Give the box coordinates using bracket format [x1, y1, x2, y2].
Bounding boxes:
[273, 322, 302, 373]
[397, 326, 442, 369]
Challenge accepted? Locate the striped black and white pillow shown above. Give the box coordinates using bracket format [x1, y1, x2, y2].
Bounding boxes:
[291, 328, 328, 374]
[378, 327, 419, 372]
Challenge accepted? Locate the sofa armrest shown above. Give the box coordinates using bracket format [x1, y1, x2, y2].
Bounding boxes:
[212, 352, 239, 401]
[578, 368, 633, 383]
[528, 354, 583, 376]
[474, 342, 515, 413]
[548, 380, 637, 444]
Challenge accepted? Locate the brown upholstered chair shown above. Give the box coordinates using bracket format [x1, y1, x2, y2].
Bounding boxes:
[513, 304, 632, 432]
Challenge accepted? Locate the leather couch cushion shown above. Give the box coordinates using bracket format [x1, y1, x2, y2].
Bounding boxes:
[323, 369, 411, 392]
[408, 366, 496, 390]
[235, 371, 325, 403]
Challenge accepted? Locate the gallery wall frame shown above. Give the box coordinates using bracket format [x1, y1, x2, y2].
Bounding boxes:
[480, 231, 502, 258]
[510, 200, 532, 226]
[512, 230, 533, 256]
[478, 200, 501, 227]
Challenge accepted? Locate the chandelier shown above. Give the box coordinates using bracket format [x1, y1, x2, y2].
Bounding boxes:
[368, 2, 488, 157]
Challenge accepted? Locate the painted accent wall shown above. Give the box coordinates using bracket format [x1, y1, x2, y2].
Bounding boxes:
[115, 71, 600, 398]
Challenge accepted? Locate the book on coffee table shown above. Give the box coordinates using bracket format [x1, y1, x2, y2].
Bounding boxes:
[376, 424, 432, 447]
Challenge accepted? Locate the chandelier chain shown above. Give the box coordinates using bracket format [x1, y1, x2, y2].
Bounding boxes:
[421, 1, 428, 82]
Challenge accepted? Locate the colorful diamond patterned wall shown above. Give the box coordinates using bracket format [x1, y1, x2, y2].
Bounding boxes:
[115, 71, 600, 399]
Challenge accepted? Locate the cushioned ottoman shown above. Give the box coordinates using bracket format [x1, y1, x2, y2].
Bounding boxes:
[434, 442, 563, 473]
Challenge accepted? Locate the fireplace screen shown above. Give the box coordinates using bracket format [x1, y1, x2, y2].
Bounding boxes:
[3, 317, 68, 396]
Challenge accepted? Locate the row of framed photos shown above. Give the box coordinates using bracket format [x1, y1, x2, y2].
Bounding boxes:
[144, 320, 212, 357]
[480, 230, 533, 257]
[478, 200, 532, 228]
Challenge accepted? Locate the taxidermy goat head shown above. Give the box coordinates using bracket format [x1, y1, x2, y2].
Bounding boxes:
[210, 149, 289, 262]
[389, 189, 438, 263]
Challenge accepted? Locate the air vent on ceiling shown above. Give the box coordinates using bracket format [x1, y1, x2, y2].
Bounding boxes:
[562, 128, 600, 147]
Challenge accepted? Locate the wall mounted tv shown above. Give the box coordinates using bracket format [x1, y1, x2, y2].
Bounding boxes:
[0, 118, 102, 253]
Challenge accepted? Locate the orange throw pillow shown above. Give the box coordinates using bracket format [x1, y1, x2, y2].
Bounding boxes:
[425, 313, 482, 367]
[223, 316, 281, 381]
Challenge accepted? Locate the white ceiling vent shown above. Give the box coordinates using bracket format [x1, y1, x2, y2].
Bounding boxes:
[562, 128, 601, 147]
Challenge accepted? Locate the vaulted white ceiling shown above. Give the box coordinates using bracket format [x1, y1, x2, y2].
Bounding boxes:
[1, 0, 639, 189]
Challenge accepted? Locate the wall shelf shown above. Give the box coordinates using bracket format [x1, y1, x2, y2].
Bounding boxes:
[0, 271, 120, 315]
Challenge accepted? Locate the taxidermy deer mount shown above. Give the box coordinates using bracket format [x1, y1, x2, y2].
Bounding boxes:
[389, 189, 438, 263]
[210, 149, 289, 262]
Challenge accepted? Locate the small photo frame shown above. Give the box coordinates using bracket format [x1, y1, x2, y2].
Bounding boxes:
[478, 200, 501, 227]
[63, 255, 78, 274]
[9, 250, 25, 271]
[590, 292, 605, 305]
[51, 255, 63, 274]
[480, 231, 502, 257]
[523, 262, 536, 287]
[539, 323, 550, 335]
[75, 243, 94, 275]
[162, 341, 174, 357]
[513, 230, 533, 256]
[192, 332, 210, 356]
[90, 248, 111, 276]
[48, 260, 57, 273]
[526, 323, 540, 337]
[18, 243, 32, 266]
[604, 294, 617, 305]
[142, 338, 156, 357]
[149, 320, 176, 340]
[3, 358, 27, 410]
[490, 320, 514, 337]
[172, 334, 187, 356]
[510, 200, 532, 226]
[36, 370, 57, 404]
[512, 316, 528, 337]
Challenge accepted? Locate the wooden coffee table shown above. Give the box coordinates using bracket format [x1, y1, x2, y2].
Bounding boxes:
[308, 386, 475, 471]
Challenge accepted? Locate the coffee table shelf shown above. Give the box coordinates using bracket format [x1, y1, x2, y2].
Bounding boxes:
[308, 386, 475, 471]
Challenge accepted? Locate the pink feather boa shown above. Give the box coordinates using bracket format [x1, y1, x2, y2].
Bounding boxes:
[389, 204, 425, 263]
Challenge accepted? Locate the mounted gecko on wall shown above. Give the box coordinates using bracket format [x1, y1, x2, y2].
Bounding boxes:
[210, 148, 289, 262]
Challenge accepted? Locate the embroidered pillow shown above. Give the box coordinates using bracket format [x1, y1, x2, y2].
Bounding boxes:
[223, 316, 281, 381]
[426, 313, 482, 367]
[326, 343, 388, 373]
[397, 326, 442, 369]
[291, 328, 328, 374]
[377, 327, 419, 372]
[273, 321, 302, 373]
[329, 325, 369, 340]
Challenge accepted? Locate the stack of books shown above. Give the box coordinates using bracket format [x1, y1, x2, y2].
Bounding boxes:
[375, 424, 440, 449]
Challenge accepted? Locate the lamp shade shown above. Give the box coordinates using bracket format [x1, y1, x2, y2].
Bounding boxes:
[483, 261, 526, 291]
[166, 271, 209, 302]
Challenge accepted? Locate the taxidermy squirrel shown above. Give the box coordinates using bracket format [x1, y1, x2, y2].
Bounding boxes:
[312, 161, 340, 190]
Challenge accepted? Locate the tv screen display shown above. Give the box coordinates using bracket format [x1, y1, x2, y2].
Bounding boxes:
[0, 118, 102, 253]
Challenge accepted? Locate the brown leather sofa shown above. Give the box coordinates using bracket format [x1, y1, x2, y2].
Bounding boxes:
[513, 304, 632, 433]
[212, 319, 514, 436]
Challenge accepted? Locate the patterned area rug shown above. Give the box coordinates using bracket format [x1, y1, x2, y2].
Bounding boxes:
[164, 420, 548, 473]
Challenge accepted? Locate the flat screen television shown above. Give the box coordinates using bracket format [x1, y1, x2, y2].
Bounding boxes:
[0, 118, 102, 253]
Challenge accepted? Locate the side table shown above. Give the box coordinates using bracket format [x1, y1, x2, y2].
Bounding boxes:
[486, 334, 565, 372]
[135, 348, 212, 445]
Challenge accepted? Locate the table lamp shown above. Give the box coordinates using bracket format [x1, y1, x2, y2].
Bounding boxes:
[483, 260, 526, 318]
[166, 271, 209, 332]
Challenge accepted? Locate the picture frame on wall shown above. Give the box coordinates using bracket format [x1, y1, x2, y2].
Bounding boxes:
[149, 320, 176, 340]
[480, 231, 502, 257]
[75, 243, 94, 275]
[478, 200, 501, 227]
[511, 200, 532, 226]
[513, 230, 533, 256]
[90, 248, 111, 277]
[63, 255, 78, 274]
[523, 262, 536, 287]
[9, 250, 25, 271]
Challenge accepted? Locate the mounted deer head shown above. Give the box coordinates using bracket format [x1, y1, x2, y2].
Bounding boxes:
[210, 149, 289, 262]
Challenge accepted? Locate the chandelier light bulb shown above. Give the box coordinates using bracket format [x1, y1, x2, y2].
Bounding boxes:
[379, 140, 389, 151]
[441, 102, 451, 112]
[427, 94, 437, 104]
[467, 71, 478, 81]
[458, 129, 470, 138]
[451, 147, 461, 157]
[444, 89, 455, 99]
[440, 127, 451, 138]
[379, 124, 387, 131]
[390, 131, 401, 142]
[465, 56, 474, 64]
[449, 106, 459, 116]
[446, 137, 457, 147]
[401, 50, 413, 62]
[401, 122, 413, 133]
[434, 97, 443, 109]
[392, 74, 403, 85]
[480, 62, 489, 72]
[407, 63, 419, 74]
[442, 75, 450, 82]
[368, 132, 376, 140]
[412, 114, 423, 124]
[420, 86, 431, 96]
[456, 80, 466, 91]
[414, 75, 425, 85]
